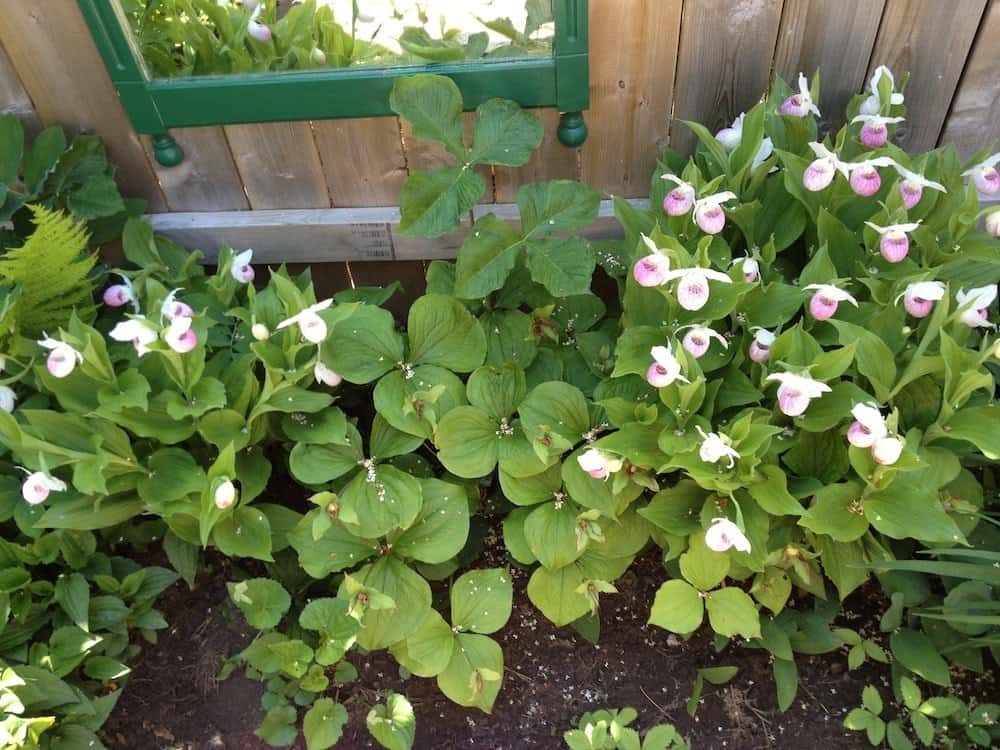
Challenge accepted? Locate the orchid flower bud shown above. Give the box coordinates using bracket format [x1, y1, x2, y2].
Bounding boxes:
[695, 426, 741, 469]
[734, 256, 759, 283]
[214, 478, 237, 510]
[660, 174, 696, 216]
[314, 361, 343, 387]
[962, 153, 1000, 196]
[247, 5, 272, 41]
[986, 210, 1000, 238]
[846, 403, 888, 448]
[109, 317, 160, 357]
[646, 344, 689, 388]
[680, 325, 728, 359]
[103, 284, 132, 308]
[851, 115, 904, 149]
[251, 323, 270, 341]
[165, 317, 198, 353]
[804, 284, 858, 321]
[693, 191, 737, 235]
[662, 267, 733, 311]
[20, 470, 66, 505]
[892, 165, 946, 209]
[38, 336, 83, 379]
[577, 448, 623, 480]
[715, 113, 744, 151]
[633, 235, 672, 287]
[956, 285, 997, 328]
[894, 281, 945, 318]
[0, 386, 15, 413]
[748, 327, 776, 363]
[161, 288, 194, 320]
[231, 249, 255, 283]
[276, 299, 334, 344]
[872, 436, 903, 465]
[310, 48, 327, 65]
[780, 73, 820, 118]
[865, 221, 920, 263]
[766, 372, 831, 417]
[705, 517, 751, 553]
[863, 65, 905, 114]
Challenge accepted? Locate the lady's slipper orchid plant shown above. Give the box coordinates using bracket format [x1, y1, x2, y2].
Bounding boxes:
[577, 448, 624, 480]
[872, 436, 904, 466]
[846, 403, 888, 448]
[231, 249, 255, 283]
[803, 143, 852, 191]
[766, 372, 831, 417]
[715, 113, 745, 151]
[956, 285, 997, 328]
[864, 221, 921, 263]
[161, 289, 194, 321]
[314, 361, 343, 387]
[276, 299, 334, 344]
[38, 335, 83, 378]
[893, 165, 947, 209]
[962, 153, 1000, 196]
[632, 235, 672, 287]
[852, 114, 904, 149]
[695, 426, 740, 469]
[734, 256, 760, 283]
[214, 479, 237, 510]
[692, 192, 737, 235]
[247, 4, 272, 42]
[646, 344, 689, 388]
[859, 65, 904, 115]
[0, 385, 15, 413]
[895, 280, 946, 318]
[849, 157, 897, 197]
[109, 317, 160, 356]
[780, 73, 820, 118]
[660, 174, 697, 216]
[705, 518, 751, 553]
[103, 273, 136, 309]
[679, 325, 728, 359]
[661, 266, 733, 311]
[20, 469, 66, 505]
[164, 316, 198, 353]
[748, 327, 776, 363]
[986, 210, 1000, 239]
[804, 283, 858, 320]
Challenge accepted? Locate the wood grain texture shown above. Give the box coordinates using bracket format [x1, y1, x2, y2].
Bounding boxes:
[773, 0, 887, 132]
[224, 121, 330, 209]
[0, 1, 167, 210]
[0, 39, 41, 138]
[312, 117, 408, 207]
[867, 0, 988, 152]
[495, 108, 578, 202]
[143, 127, 249, 212]
[581, 0, 683, 198]
[670, 0, 784, 155]
[401, 113, 493, 203]
[937, 0, 1000, 160]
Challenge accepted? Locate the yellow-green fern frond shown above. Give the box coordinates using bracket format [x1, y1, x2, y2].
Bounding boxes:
[0, 205, 96, 337]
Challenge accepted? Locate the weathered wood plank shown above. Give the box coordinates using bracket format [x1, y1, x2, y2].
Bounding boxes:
[224, 121, 330, 209]
[581, 0, 683, 198]
[867, 0, 988, 152]
[937, 0, 1000, 160]
[772, 0, 887, 132]
[312, 117, 408, 207]
[494, 108, 578, 202]
[0, 1, 167, 211]
[0, 40, 41, 138]
[143, 127, 249, 212]
[669, 0, 784, 155]
[348, 259, 427, 319]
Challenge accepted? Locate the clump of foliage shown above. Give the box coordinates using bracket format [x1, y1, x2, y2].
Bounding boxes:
[564, 707, 687, 750]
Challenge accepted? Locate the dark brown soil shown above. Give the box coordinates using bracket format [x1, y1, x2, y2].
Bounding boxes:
[103, 542, 891, 750]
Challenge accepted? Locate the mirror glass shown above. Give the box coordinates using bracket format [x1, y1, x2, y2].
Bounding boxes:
[114, 0, 555, 79]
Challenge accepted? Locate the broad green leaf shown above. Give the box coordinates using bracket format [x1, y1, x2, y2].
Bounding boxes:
[679, 532, 730, 591]
[648, 579, 703, 634]
[0, 114, 24, 187]
[890, 629, 951, 686]
[454, 214, 522, 299]
[281, 407, 348, 445]
[450, 568, 513, 635]
[638, 480, 709, 536]
[526, 237, 596, 297]
[773, 658, 798, 712]
[524, 501, 581, 570]
[398, 166, 485, 238]
[23, 126, 66, 194]
[338, 465, 423, 539]
[800, 482, 869, 542]
[342, 556, 431, 650]
[389, 74, 464, 156]
[227, 578, 290, 630]
[517, 179, 601, 236]
[390, 608, 455, 678]
[392, 478, 470, 563]
[407, 294, 486, 371]
[748, 465, 806, 516]
[326, 305, 404, 384]
[54, 573, 89, 632]
[212, 507, 273, 562]
[935, 405, 1000, 459]
[65, 174, 125, 219]
[705, 587, 761, 639]
[367, 691, 416, 750]
[518, 381, 590, 448]
[398, 27, 465, 62]
[437, 632, 503, 713]
[303, 698, 348, 750]
[289, 510, 377, 578]
[434, 406, 500, 478]
[468, 98, 543, 166]
[467, 364, 526, 420]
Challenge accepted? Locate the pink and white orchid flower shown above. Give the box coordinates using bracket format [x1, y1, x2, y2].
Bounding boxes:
[803, 143, 852, 191]
[692, 191, 737, 235]
[852, 114, 904, 149]
[102, 273, 136, 309]
[247, 4, 272, 41]
[161, 289, 194, 321]
[164, 316, 197, 353]
[660, 173, 697, 216]
[20, 469, 66, 505]
[276, 299, 334, 344]
[662, 267, 733, 311]
[751, 137, 775, 172]
[780, 73, 820, 118]
[872, 436, 903, 466]
[214, 478, 237, 510]
[577, 448, 624, 480]
[766, 372, 831, 417]
[680, 325, 728, 359]
[231, 249, 255, 283]
[804, 284, 858, 320]
[956, 285, 997, 328]
[715, 113, 745, 151]
[109, 317, 159, 356]
[646, 344, 689, 388]
[314, 361, 342, 387]
[748, 327, 776, 363]
[986, 210, 1000, 239]
[895, 281, 945, 318]
[696, 426, 740, 469]
[859, 66, 905, 115]
[962, 153, 1000, 196]
[864, 221, 920, 263]
[632, 234, 672, 287]
[733, 256, 759, 283]
[38, 336, 83, 379]
[849, 157, 897, 197]
[893, 165, 946, 209]
[0, 386, 15, 413]
[846, 403, 888, 448]
[705, 518, 751, 553]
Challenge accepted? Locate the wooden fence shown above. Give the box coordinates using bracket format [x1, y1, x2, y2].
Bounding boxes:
[0, 0, 997, 301]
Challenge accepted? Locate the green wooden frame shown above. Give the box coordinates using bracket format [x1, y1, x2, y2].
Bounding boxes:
[78, 0, 590, 166]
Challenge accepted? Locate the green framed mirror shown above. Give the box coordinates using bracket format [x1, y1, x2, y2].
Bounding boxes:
[77, 0, 590, 166]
